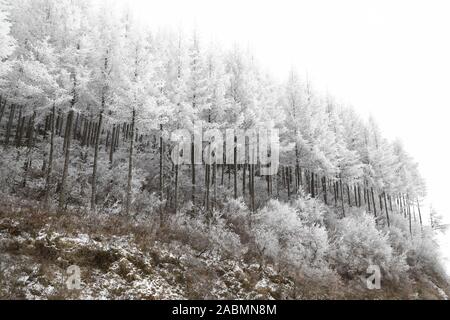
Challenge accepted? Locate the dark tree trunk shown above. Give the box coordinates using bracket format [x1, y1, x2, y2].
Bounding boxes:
[45, 105, 56, 208]
[206, 162, 211, 212]
[125, 110, 135, 216]
[17, 115, 25, 147]
[0, 98, 6, 124]
[243, 162, 247, 196]
[384, 192, 390, 227]
[213, 161, 217, 210]
[251, 163, 255, 212]
[234, 136, 237, 199]
[356, 183, 362, 208]
[23, 111, 36, 188]
[191, 141, 196, 204]
[115, 124, 120, 149]
[340, 179, 345, 217]
[14, 106, 22, 146]
[333, 181, 338, 206]
[371, 188, 377, 217]
[73, 113, 79, 140]
[159, 124, 164, 224]
[311, 172, 315, 198]
[58, 109, 74, 211]
[322, 176, 328, 205]
[347, 184, 351, 206]
[295, 142, 300, 194]
[55, 110, 61, 136]
[109, 124, 116, 164]
[86, 120, 92, 148]
[90, 112, 103, 213]
[58, 112, 64, 137]
[416, 199, 423, 230]
[286, 166, 291, 199]
[407, 195, 412, 237]
[5, 104, 15, 146]
[174, 162, 179, 213]
[379, 194, 383, 212]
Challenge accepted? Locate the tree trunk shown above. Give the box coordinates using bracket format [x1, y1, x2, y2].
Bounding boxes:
[159, 124, 164, 225]
[347, 184, 351, 206]
[322, 176, 328, 205]
[23, 111, 36, 188]
[14, 106, 22, 146]
[86, 120, 92, 148]
[243, 162, 247, 196]
[404, 195, 408, 218]
[234, 136, 237, 199]
[206, 162, 211, 212]
[407, 195, 412, 237]
[5, 104, 15, 146]
[251, 163, 256, 212]
[58, 109, 74, 211]
[45, 105, 56, 208]
[191, 141, 196, 204]
[295, 140, 300, 194]
[109, 124, 116, 164]
[399, 194, 404, 216]
[16, 115, 25, 147]
[371, 188, 377, 217]
[125, 110, 135, 216]
[73, 113, 79, 140]
[58, 112, 64, 137]
[340, 179, 345, 217]
[275, 166, 279, 198]
[174, 162, 179, 214]
[311, 172, 315, 198]
[416, 199, 423, 230]
[212, 161, 217, 210]
[333, 181, 338, 206]
[379, 194, 383, 212]
[115, 124, 120, 149]
[90, 112, 103, 213]
[0, 98, 6, 124]
[286, 167, 291, 199]
[55, 110, 61, 136]
[384, 192, 390, 227]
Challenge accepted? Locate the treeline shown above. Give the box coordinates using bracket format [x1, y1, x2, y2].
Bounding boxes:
[0, 98, 424, 236]
[0, 0, 426, 234]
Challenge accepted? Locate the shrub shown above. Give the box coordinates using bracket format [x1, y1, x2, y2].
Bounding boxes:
[168, 204, 245, 260]
[329, 211, 409, 281]
[251, 200, 332, 279]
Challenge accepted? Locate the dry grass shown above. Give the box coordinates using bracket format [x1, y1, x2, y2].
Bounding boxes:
[0, 196, 449, 300]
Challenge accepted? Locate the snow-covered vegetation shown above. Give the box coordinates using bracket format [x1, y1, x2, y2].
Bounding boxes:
[0, 0, 448, 299]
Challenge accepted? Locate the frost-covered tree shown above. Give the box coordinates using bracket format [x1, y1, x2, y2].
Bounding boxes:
[0, 0, 14, 79]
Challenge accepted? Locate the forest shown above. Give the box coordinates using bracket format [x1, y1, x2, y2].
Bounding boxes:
[0, 0, 448, 299]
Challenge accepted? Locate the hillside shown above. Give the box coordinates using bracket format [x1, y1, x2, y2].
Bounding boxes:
[1, 196, 448, 300]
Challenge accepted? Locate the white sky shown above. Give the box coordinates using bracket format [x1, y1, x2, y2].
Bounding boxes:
[126, 0, 450, 269]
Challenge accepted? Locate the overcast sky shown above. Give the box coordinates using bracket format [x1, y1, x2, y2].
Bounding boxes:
[127, 0, 450, 269]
